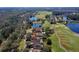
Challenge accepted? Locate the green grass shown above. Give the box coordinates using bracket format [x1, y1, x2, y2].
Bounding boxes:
[35, 11, 52, 19]
[54, 23, 79, 51]
[49, 34, 65, 52]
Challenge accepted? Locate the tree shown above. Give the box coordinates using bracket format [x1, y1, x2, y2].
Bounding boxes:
[0, 39, 12, 52]
[67, 14, 79, 20]
[47, 39, 52, 45]
[45, 15, 50, 19]
[0, 40, 2, 45]
[42, 20, 51, 32]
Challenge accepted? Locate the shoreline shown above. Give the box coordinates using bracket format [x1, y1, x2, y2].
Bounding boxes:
[73, 32, 79, 37]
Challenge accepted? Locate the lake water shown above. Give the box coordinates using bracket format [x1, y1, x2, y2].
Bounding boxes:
[63, 16, 79, 33]
[67, 23, 79, 33]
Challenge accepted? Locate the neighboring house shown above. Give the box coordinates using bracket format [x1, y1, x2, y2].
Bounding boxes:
[35, 28, 42, 32]
[32, 28, 42, 33]
[63, 16, 68, 21]
[36, 32, 43, 37]
[32, 28, 42, 32]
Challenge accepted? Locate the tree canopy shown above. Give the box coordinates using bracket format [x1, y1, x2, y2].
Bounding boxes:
[42, 20, 51, 31]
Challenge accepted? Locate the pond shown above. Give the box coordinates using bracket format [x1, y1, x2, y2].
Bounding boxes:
[67, 23, 79, 33]
[63, 16, 79, 33]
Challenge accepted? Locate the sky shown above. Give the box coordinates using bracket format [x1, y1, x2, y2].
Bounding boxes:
[0, 0, 79, 7]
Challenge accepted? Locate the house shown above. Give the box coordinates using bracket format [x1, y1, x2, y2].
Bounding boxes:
[30, 48, 41, 52]
[50, 15, 56, 24]
[63, 16, 68, 21]
[35, 28, 42, 32]
[36, 32, 43, 37]
[31, 34, 36, 39]
[32, 28, 42, 33]
[32, 32, 36, 35]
